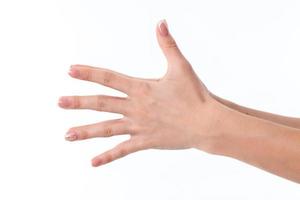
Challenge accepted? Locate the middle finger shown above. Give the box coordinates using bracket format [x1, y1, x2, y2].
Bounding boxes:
[58, 95, 129, 115]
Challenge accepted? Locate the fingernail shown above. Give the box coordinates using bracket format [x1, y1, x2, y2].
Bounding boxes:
[58, 96, 71, 108]
[65, 130, 78, 141]
[158, 19, 168, 36]
[68, 66, 79, 78]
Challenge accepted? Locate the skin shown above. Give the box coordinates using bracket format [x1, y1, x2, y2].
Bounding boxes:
[58, 20, 300, 183]
[210, 93, 300, 129]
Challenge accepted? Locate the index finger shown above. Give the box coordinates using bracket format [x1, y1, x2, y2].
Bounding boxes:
[69, 64, 138, 95]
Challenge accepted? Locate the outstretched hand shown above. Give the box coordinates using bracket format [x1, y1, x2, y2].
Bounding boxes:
[58, 20, 223, 167]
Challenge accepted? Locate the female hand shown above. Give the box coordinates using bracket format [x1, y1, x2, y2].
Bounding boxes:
[58, 20, 224, 167]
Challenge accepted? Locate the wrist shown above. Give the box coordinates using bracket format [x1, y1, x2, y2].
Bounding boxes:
[191, 98, 237, 154]
[193, 98, 256, 155]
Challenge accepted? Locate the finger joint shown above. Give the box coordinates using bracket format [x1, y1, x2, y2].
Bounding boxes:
[96, 96, 106, 111]
[103, 127, 113, 137]
[72, 96, 81, 108]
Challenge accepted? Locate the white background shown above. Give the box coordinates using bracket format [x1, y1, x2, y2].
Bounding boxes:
[0, 0, 299, 199]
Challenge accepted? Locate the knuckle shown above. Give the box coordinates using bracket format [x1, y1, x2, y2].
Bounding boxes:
[121, 99, 131, 115]
[103, 127, 113, 137]
[78, 130, 89, 140]
[135, 81, 152, 96]
[96, 96, 106, 111]
[163, 39, 178, 49]
[105, 153, 113, 163]
[120, 117, 133, 133]
[72, 96, 81, 108]
[69, 127, 88, 140]
[82, 67, 93, 81]
[102, 71, 114, 85]
[128, 123, 141, 135]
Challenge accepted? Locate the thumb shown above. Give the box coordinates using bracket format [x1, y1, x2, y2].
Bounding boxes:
[156, 20, 187, 66]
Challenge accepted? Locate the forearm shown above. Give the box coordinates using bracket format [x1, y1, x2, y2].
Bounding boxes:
[206, 103, 300, 183]
[211, 93, 300, 129]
